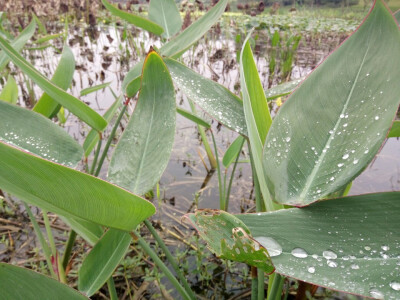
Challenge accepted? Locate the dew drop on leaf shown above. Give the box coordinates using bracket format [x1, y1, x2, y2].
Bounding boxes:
[307, 266, 315, 274]
[291, 248, 308, 258]
[390, 281, 400, 291]
[323, 250, 337, 260]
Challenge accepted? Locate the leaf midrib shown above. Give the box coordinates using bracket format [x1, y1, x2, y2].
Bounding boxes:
[132, 85, 157, 194]
[298, 31, 372, 203]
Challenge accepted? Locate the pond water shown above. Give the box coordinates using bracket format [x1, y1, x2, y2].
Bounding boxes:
[1, 17, 399, 298]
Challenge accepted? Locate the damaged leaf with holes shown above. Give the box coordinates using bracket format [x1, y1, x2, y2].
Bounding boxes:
[186, 210, 275, 273]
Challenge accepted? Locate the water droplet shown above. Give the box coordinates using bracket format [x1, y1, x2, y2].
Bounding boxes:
[308, 266, 315, 274]
[390, 281, 400, 291]
[330, 177, 335, 181]
[342, 154, 349, 160]
[323, 250, 337, 260]
[353, 159, 359, 164]
[340, 114, 345, 119]
[327, 260, 337, 268]
[369, 288, 384, 299]
[285, 137, 291, 142]
[365, 246, 371, 251]
[254, 236, 282, 257]
[351, 264, 360, 270]
[381, 245, 390, 251]
[291, 248, 308, 258]
[375, 116, 379, 121]
[337, 163, 344, 167]
[366, 73, 370, 77]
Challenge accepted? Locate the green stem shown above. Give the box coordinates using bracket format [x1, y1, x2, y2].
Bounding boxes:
[225, 137, 245, 211]
[144, 220, 196, 300]
[267, 273, 275, 300]
[189, 99, 217, 170]
[210, 130, 224, 210]
[94, 103, 128, 177]
[267, 273, 284, 300]
[136, 233, 191, 300]
[42, 209, 56, 256]
[107, 277, 118, 300]
[258, 270, 265, 300]
[23, 202, 56, 279]
[89, 135, 102, 175]
[251, 267, 258, 300]
[62, 230, 77, 270]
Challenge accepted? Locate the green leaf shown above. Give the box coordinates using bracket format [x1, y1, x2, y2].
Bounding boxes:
[177, 107, 210, 128]
[0, 19, 36, 72]
[0, 101, 83, 167]
[236, 193, 400, 300]
[0, 74, 18, 104]
[61, 217, 102, 246]
[122, 61, 143, 97]
[0, 263, 88, 299]
[241, 39, 272, 143]
[0, 141, 155, 231]
[165, 58, 246, 135]
[223, 136, 245, 168]
[80, 82, 111, 96]
[33, 46, 75, 118]
[149, 0, 182, 39]
[83, 96, 122, 157]
[265, 77, 304, 101]
[0, 35, 107, 131]
[263, 0, 400, 206]
[79, 229, 131, 296]
[185, 210, 275, 273]
[101, 0, 163, 35]
[108, 51, 176, 196]
[240, 34, 281, 211]
[388, 120, 400, 138]
[160, 0, 228, 57]
[34, 33, 63, 44]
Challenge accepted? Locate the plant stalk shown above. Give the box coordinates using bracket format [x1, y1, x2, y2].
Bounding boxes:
[89, 135, 102, 175]
[251, 266, 258, 300]
[136, 233, 192, 300]
[268, 273, 284, 300]
[107, 277, 118, 300]
[23, 202, 57, 279]
[62, 229, 77, 270]
[211, 130, 224, 210]
[144, 220, 196, 299]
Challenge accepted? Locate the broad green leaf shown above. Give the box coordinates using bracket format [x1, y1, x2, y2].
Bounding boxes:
[86, 51, 176, 296]
[265, 77, 304, 101]
[61, 216, 102, 246]
[101, 0, 163, 35]
[223, 136, 245, 168]
[0, 36, 107, 131]
[83, 96, 122, 157]
[185, 210, 275, 273]
[165, 58, 246, 135]
[149, 0, 182, 39]
[0, 141, 155, 231]
[0, 19, 36, 72]
[122, 61, 143, 97]
[33, 46, 75, 118]
[0, 263, 88, 299]
[263, 0, 400, 206]
[240, 35, 281, 211]
[79, 229, 131, 296]
[0, 101, 83, 167]
[177, 107, 210, 128]
[0, 74, 18, 104]
[80, 82, 111, 96]
[241, 39, 272, 143]
[388, 120, 400, 138]
[236, 193, 400, 300]
[160, 0, 228, 57]
[108, 51, 176, 195]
